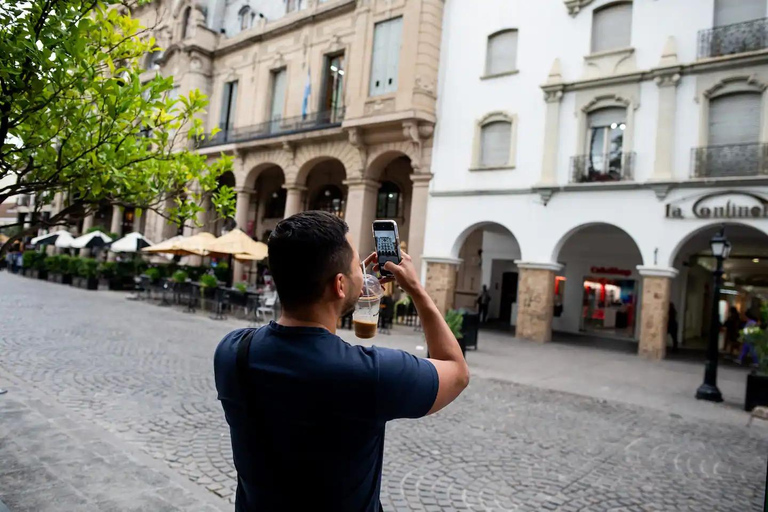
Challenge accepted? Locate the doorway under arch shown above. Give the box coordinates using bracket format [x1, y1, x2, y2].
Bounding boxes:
[453, 222, 521, 326]
[670, 222, 768, 352]
[553, 223, 644, 341]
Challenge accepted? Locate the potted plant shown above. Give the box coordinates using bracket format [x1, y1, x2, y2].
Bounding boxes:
[745, 304, 768, 411]
[213, 261, 230, 283]
[98, 262, 117, 290]
[444, 309, 466, 356]
[22, 251, 40, 277]
[199, 273, 219, 310]
[145, 267, 162, 284]
[58, 255, 74, 285]
[45, 255, 61, 282]
[79, 258, 99, 290]
[172, 270, 189, 284]
[68, 257, 84, 287]
[33, 253, 48, 280]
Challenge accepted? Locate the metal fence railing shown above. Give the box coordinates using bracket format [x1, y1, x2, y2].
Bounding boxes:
[698, 18, 768, 58]
[197, 107, 345, 148]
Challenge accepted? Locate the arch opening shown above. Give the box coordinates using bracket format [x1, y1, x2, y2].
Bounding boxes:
[553, 223, 644, 342]
[452, 222, 521, 326]
[670, 222, 768, 353]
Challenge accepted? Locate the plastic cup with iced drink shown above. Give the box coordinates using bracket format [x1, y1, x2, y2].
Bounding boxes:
[353, 274, 383, 339]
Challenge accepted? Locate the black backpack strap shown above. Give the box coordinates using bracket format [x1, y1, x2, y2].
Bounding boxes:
[236, 329, 255, 398]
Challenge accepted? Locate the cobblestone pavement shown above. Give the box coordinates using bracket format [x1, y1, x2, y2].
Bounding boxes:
[1, 272, 766, 511]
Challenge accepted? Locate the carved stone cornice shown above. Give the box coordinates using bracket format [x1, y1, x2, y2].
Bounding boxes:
[564, 0, 595, 16]
[652, 67, 682, 88]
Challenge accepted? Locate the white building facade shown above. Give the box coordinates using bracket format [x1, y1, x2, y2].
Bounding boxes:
[423, 0, 768, 359]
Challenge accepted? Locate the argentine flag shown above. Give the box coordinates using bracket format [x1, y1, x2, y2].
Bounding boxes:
[302, 67, 311, 119]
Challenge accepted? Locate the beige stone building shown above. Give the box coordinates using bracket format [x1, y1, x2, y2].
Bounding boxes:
[121, 0, 443, 281]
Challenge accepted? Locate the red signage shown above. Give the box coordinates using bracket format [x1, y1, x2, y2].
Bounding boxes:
[590, 266, 632, 277]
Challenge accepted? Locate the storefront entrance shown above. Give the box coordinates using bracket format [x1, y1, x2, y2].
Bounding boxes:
[581, 276, 637, 338]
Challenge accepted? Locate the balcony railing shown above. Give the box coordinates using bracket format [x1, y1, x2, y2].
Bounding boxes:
[570, 152, 635, 183]
[197, 107, 345, 148]
[691, 143, 768, 178]
[698, 18, 768, 58]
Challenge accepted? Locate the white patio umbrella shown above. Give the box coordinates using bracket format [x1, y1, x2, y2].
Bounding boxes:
[110, 232, 153, 253]
[53, 231, 76, 249]
[31, 231, 65, 246]
[70, 230, 113, 249]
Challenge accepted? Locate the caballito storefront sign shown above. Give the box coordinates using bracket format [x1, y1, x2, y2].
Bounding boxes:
[665, 191, 768, 219]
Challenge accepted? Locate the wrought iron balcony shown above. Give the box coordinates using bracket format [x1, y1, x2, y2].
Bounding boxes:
[570, 152, 635, 183]
[197, 107, 345, 148]
[691, 143, 768, 178]
[698, 18, 768, 59]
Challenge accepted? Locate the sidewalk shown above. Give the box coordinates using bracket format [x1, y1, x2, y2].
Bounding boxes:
[338, 324, 760, 428]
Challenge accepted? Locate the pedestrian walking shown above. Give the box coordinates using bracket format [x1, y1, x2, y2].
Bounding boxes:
[214, 211, 469, 512]
[477, 285, 492, 323]
[738, 311, 760, 366]
[667, 302, 678, 352]
[724, 306, 741, 356]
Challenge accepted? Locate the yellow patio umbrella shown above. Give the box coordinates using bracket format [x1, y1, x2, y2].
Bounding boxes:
[141, 235, 187, 256]
[175, 232, 216, 256]
[206, 228, 268, 261]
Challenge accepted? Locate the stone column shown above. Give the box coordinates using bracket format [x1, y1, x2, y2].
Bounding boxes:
[424, 258, 461, 316]
[81, 214, 94, 235]
[343, 178, 379, 256]
[283, 185, 306, 218]
[637, 266, 679, 360]
[132, 210, 145, 234]
[407, 173, 432, 278]
[107, 206, 122, 262]
[233, 187, 254, 284]
[515, 262, 561, 343]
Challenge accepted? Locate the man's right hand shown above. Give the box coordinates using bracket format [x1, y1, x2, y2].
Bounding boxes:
[382, 251, 422, 296]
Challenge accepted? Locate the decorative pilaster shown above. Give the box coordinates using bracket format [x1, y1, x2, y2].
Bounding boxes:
[424, 257, 461, 316]
[515, 262, 562, 343]
[407, 173, 433, 276]
[651, 37, 681, 182]
[343, 178, 379, 256]
[637, 266, 678, 360]
[540, 60, 565, 186]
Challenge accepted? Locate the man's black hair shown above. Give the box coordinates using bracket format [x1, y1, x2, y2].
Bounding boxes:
[268, 211, 353, 311]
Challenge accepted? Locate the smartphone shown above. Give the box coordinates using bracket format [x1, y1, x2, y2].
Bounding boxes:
[372, 220, 402, 278]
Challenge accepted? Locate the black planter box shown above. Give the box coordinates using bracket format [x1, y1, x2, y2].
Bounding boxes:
[745, 373, 768, 412]
[36, 269, 48, 280]
[54, 273, 73, 285]
[85, 277, 98, 290]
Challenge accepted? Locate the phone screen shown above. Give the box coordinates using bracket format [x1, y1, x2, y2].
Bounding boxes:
[374, 223, 401, 276]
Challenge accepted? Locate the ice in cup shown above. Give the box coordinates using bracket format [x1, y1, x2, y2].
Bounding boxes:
[353, 274, 383, 339]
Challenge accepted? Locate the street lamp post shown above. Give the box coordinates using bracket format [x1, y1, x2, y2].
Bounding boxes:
[695, 228, 731, 403]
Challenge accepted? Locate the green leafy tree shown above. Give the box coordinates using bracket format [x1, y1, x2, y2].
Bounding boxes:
[0, 0, 234, 254]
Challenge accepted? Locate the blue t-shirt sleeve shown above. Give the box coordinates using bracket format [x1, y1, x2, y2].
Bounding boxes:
[374, 347, 438, 421]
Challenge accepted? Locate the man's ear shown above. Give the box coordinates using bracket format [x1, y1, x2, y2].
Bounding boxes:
[333, 273, 346, 300]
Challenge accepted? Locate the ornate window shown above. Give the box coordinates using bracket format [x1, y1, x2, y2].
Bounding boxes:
[238, 6, 254, 32]
[472, 112, 517, 170]
[310, 185, 345, 218]
[485, 29, 518, 76]
[591, 2, 633, 53]
[376, 182, 401, 218]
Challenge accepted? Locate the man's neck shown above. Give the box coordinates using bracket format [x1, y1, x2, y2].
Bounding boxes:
[278, 308, 338, 334]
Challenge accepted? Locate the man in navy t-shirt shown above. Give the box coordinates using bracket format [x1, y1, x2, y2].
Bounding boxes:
[214, 211, 470, 511]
